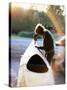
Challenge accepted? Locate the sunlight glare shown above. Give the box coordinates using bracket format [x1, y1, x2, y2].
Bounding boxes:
[12, 3, 31, 10]
[11, 3, 48, 12]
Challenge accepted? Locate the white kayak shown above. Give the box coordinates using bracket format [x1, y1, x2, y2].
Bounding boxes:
[17, 40, 55, 87]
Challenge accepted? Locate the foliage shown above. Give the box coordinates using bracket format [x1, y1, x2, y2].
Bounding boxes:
[10, 4, 65, 37]
[50, 5, 65, 27]
[11, 6, 53, 34]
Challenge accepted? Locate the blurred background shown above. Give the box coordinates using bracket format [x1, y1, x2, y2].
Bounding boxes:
[9, 3, 65, 87]
[9, 3, 65, 38]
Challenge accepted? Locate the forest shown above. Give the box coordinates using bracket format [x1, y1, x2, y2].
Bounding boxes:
[9, 4, 65, 38]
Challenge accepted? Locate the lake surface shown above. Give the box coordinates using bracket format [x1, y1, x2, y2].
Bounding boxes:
[9, 36, 65, 87]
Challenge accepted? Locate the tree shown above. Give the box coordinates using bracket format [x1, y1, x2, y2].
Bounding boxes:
[46, 5, 65, 35]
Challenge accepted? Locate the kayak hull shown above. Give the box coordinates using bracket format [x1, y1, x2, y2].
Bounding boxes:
[17, 40, 55, 87]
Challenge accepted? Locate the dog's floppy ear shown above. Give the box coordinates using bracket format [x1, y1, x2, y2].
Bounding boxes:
[33, 34, 38, 41]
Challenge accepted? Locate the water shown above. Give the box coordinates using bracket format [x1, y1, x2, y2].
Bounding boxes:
[9, 36, 65, 87]
[10, 37, 32, 87]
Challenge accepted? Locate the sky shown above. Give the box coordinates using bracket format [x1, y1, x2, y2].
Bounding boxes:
[11, 3, 49, 13]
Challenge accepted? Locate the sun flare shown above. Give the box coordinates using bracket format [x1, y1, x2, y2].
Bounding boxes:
[12, 3, 31, 10]
[11, 3, 48, 12]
